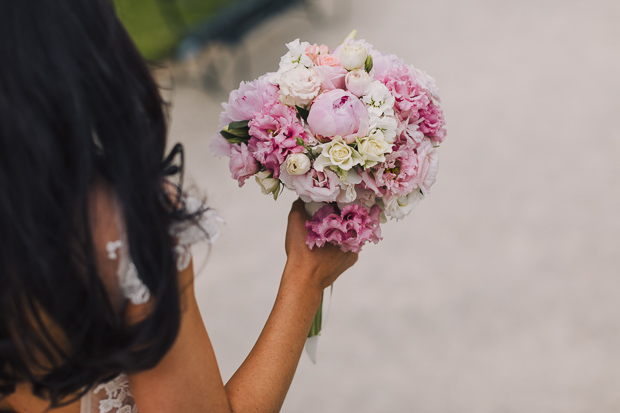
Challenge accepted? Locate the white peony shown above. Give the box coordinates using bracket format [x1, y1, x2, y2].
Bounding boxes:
[362, 81, 395, 117]
[384, 191, 424, 220]
[339, 43, 368, 71]
[277, 39, 313, 74]
[278, 67, 322, 107]
[345, 69, 373, 97]
[313, 136, 364, 172]
[357, 131, 393, 168]
[285, 153, 311, 175]
[255, 170, 280, 199]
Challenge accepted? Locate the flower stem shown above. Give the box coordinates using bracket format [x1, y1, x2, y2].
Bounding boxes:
[308, 291, 324, 338]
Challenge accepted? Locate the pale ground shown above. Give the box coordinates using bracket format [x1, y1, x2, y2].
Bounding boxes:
[161, 0, 620, 411]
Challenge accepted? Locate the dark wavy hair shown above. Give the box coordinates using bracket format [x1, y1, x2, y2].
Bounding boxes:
[0, 0, 201, 407]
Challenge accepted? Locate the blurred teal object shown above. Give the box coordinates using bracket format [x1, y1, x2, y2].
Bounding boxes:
[176, 0, 307, 61]
[113, 0, 239, 60]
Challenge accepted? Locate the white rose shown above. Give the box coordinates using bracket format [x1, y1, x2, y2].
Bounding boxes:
[362, 81, 395, 116]
[357, 131, 393, 168]
[285, 153, 311, 175]
[313, 136, 364, 172]
[339, 43, 368, 71]
[345, 69, 373, 97]
[384, 191, 424, 220]
[255, 170, 280, 199]
[277, 38, 313, 74]
[278, 67, 321, 107]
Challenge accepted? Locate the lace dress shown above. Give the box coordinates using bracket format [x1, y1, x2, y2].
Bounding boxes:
[80, 199, 222, 413]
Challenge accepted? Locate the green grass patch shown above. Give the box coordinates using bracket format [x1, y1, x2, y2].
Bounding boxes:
[113, 0, 238, 60]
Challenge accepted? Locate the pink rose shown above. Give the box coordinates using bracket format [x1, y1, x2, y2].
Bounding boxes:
[228, 143, 259, 186]
[315, 54, 341, 67]
[305, 44, 330, 63]
[307, 89, 370, 144]
[313, 65, 347, 91]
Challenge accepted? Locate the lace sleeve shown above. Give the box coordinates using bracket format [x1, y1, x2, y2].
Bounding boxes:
[169, 196, 224, 272]
[106, 196, 223, 303]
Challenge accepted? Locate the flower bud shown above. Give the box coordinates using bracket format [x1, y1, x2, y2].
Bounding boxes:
[345, 69, 373, 97]
[285, 153, 311, 175]
[339, 43, 368, 71]
[255, 170, 280, 198]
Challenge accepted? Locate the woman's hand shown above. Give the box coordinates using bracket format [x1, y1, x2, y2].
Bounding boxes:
[284, 199, 358, 292]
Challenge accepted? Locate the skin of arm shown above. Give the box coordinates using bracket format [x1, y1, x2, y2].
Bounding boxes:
[128, 200, 358, 413]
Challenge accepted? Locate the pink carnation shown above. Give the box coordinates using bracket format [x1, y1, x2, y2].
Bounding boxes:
[248, 102, 307, 178]
[378, 65, 430, 123]
[418, 102, 447, 143]
[218, 73, 279, 128]
[305, 203, 383, 253]
[279, 166, 341, 203]
[360, 145, 420, 198]
[229, 143, 259, 186]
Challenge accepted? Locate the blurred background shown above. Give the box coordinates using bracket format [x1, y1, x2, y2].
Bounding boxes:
[115, 0, 620, 411]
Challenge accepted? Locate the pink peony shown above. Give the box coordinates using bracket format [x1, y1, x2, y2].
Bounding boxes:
[279, 166, 341, 203]
[415, 139, 439, 195]
[378, 65, 430, 123]
[248, 102, 308, 178]
[418, 102, 447, 143]
[307, 89, 369, 144]
[228, 143, 259, 186]
[313, 65, 347, 91]
[305, 203, 383, 253]
[371, 51, 404, 78]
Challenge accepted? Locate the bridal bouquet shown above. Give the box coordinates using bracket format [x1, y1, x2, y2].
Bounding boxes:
[211, 31, 446, 347]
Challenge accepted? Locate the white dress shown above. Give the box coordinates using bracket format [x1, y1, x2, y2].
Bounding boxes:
[80, 199, 222, 413]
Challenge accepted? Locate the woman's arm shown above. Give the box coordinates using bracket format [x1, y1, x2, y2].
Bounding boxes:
[128, 200, 357, 412]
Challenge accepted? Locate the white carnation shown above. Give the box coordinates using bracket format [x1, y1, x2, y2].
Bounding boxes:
[368, 113, 399, 143]
[278, 39, 313, 74]
[362, 81, 395, 117]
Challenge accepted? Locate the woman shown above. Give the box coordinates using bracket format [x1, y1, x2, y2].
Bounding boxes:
[0, 1, 357, 412]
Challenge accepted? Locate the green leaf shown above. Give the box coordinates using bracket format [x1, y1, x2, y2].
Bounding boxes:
[295, 106, 310, 123]
[364, 54, 374, 73]
[220, 129, 249, 144]
[228, 120, 250, 130]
